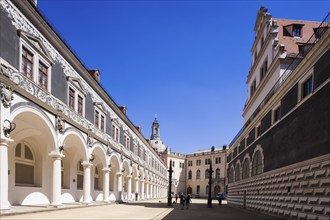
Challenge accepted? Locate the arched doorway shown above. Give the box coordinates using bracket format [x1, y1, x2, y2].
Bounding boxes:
[214, 185, 220, 195]
[187, 186, 192, 194]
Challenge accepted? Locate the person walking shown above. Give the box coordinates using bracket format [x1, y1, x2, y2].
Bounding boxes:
[175, 194, 178, 204]
[179, 193, 185, 210]
[185, 194, 191, 210]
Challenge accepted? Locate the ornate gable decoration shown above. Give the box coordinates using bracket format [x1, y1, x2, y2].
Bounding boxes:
[18, 30, 54, 64]
[67, 76, 87, 95]
[94, 102, 106, 113]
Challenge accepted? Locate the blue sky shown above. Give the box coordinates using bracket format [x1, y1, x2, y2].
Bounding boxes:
[38, 0, 328, 154]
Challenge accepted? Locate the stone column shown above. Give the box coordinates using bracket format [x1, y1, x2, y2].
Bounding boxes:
[82, 161, 92, 204]
[0, 139, 10, 210]
[127, 175, 132, 201]
[135, 177, 139, 200]
[102, 167, 110, 202]
[116, 172, 123, 201]
[49, 151, 64, 207]
[146, 182, 149, 199]
[150, 183, 153, 199]
[141, 180, 145, 200]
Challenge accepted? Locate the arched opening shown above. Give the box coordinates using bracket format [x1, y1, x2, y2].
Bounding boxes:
[187, 186, 192, 195]
[252, 150, 263, 176]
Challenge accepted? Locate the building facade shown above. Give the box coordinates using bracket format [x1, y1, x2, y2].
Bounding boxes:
[0, 0, 168, 210]
[227, 6, 330, 219]
[185, 147, 227, 198]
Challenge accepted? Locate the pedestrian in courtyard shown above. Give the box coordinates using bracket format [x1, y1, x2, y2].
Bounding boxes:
[185, 194, 191, 209]
[179, 193, 185, 210]
[175, 194, 178, 204]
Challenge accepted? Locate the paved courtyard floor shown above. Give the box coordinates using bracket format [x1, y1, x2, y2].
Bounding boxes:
[0, 198, 281, 219]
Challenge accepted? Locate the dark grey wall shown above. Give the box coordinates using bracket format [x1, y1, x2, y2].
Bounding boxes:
[281, 83, 298, 116]
[106, 113, 112, 136]
[314, 49, 330, 88]
[0, 9, 19, 69]
[84, 93, 94, 123]
[51, 62, 67, 103]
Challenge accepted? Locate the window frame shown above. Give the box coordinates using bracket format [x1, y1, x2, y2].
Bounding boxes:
[15, 142, 35, 186]
[273, 104, 282, 124]
[20, 39, 52, 92]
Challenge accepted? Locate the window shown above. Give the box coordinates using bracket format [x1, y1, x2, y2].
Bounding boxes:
[21, 46, 34, 79]
[172, 160, 175, 167]
[252, 151, 263, 176]
[260, 58, 268, 81]
[256, 125, 261, 138]
[188, 170, 192, 179]
[216, 168, 220, 179]
[250, 79, 257, 97]
[273, 106, 281, 123]
[94, 166, 100, 190]
[293, 25, 302, 37]
[77, 95, 83, 116]
[229, 167, 234, 183]
[77, 160, 84, 189]
[205, 158, 211, 165]
[95, 110, 99, 128]
[196, 185, 200, 195]
[302, 76, 313, 99]
[69, 88, 75, 110]
[101, 115, 105, 131]
[15, 143, 35, 185]
[196, 170, 201, 179]
[188, 161, 192, 167]
[124, 134, 130, 149]
[196, 159, 201, 166]
[254, 50, 258, 62]
[20, 35, 52, 92]
[112, 124, 120, 142]
[242, 159, 250, 179]
[68, 85, 85, 116]
[215, 157, 221, 164]
[261, 36, 264, 47]
[179, 162, 184, 168]
[38, 61, 48, 90]
[205, 169, 209, 179]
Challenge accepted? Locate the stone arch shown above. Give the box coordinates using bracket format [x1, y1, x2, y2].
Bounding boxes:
[242, 154, 251, 179]
[235, 160, 242, 182]
[251, 145, 264, 176]
[9, 105, 57, 206]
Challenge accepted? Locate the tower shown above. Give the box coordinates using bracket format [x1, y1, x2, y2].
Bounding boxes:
[151, 116, 160, 140]
[149, 116, 166, 153]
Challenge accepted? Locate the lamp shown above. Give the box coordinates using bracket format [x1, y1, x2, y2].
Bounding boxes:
[3, 119, 16, 137]
[59, 145, 64, 154]
[89, 154, 95, 163]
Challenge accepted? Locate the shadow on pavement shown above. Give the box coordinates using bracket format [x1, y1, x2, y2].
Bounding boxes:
[126, 200, 279, 220]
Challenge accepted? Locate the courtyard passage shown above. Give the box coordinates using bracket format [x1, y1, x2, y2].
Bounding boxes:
[1, 198, 279, 220]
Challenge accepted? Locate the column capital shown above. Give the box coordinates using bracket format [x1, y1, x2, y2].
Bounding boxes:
[0, 137, 13, 145]
[135, 177, 139, 181]
[126, 175, 132, 179]
[116, 172, 123, 176]
[102, 167, 111, 172]
[81, 161, 93, 168]
[48, 150, 65, 159]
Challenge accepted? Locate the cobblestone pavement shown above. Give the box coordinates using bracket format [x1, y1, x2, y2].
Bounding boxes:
[0, 198, 281, 219]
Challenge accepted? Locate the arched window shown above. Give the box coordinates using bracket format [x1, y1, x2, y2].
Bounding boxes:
[188, 170, 192, 179]
[94, 166, 100, 190]
[252, 151, 263, 176]
[205, 169, 209, 179]
[77, 160, 84, 189]
[235, 164, 241, 182]
[216, 168, 220, 179]
[15, 143, 35, 185]
[196, 170, 201, 179]
[242, 158, 250, 179]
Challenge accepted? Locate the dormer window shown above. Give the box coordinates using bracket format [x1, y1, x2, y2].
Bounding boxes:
[293, 25, 302, 37]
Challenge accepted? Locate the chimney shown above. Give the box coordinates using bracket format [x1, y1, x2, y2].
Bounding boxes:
[135, 126, 142, 133]
[222, 145, 227, 151]
[88, 69, 100, 83]
[118, 106, 127, 114]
